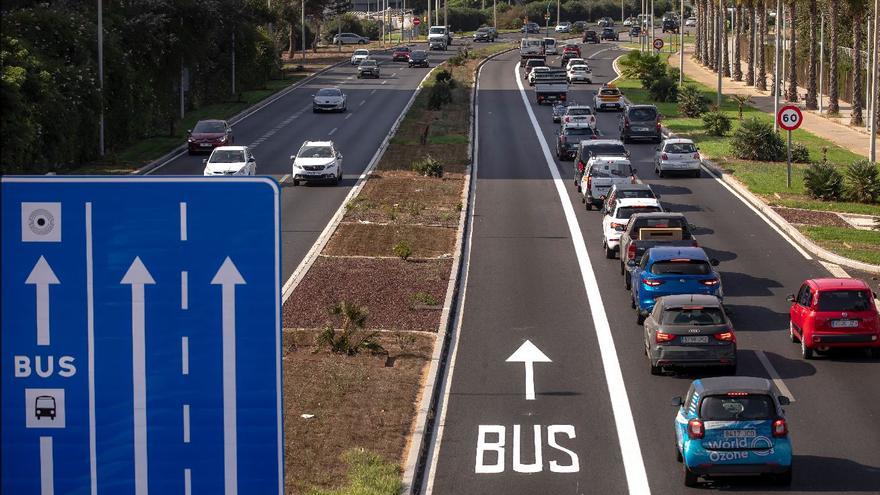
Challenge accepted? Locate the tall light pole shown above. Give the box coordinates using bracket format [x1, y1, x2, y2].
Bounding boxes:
[301, 0, 306, 62]
[870, 0, 879, 161]
[557, 0, 560, 27]
[98, 0, 104, 156]
[494, 0, 497, 30]
[717, 0, 722, 107]
[679, 0, 685, 86]
[819, 15, 824, 113]
[773, 0, 781, 130]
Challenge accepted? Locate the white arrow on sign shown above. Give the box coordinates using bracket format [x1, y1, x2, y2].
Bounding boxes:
[26, 256, 60, 346]
[211, 257, 246, 495]
[121, 257, 155, 495]
[506, 340, 552, 401]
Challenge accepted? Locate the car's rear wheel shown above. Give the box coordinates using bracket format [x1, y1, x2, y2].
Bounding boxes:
[625, 274, 632, 290]
[801, 338, 814, 359]
[291, 179, 300, 187]
[774, 468, 793, 486]
[692, 169, 701, 178]
[650, 359, 662, 375]
[605, 243, 615, 259]
[636, 312, 645, 325]
[683, 466, 699, 487]
[675, 444, 683, 462]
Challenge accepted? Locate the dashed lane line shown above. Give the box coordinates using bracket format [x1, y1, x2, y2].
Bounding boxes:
[345, 113, 353, 120]
[328, 127, 337, 136]
[755, 351, 797, 403]
[360, 100, 367, 106]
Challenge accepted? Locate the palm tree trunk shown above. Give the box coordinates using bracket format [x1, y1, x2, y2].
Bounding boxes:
[733, 2, 743, 80]
[757, 0, 767, 90]
[707, 0, 715, 68]
[703, 0, 712, 64]
[851, 8, 864, 125]
[746, 0, 755, 84]
[786, 0, 798, 101]
[805, 0, 818, 109]
[723, 2, 732, 77]
[696, 0, 703, 63]
[828, 0, 839, 114]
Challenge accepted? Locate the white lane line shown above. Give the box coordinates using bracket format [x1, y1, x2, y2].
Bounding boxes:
[392, 72, 398, 77]
[179, 202, 187, 241]
[180, 271, 188, 310]
[818, 260, 850, 277]
[329, 127, 337, 136]
[381, 80, 388, 85]
[85, 203, 97, 495]
[41, 436, 54, 495]
[183, 404, 191, 443]
[345, 113, 353, 120]
[700, 164, 812, 260]
[755, 350, 797, 402]
[360, 100, 367, 106]
[371, 89, 377, 94]
[514, 62, 651, 495]
[280, 174, 291, 184]
[184, 468, 191, 495]
[181, 336, 189, 375]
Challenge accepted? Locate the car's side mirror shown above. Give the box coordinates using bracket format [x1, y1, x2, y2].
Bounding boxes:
[709, 258, 720, 266]
[626, 260, 637, 268]
[671, 396, 683, 407]
[337, 153, 343, 159]
[226, 128, 232, 133]
[202, 159, 208, 165]
[778, 396, 791, 406]
[187, 129, 192, 134]
[785, 294, 796, 302]
[289, 155, 295, 160]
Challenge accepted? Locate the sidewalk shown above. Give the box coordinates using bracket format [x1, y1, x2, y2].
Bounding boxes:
[670, 44, 879, 159]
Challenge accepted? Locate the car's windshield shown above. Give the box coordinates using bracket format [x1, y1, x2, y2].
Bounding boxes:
[411, 50, 426, 57]
[665, 142, 697, 153]
[316, 88, 341, 96]
[354, 50, 368, 55]
[394, 46, 410, 52]
[430, 27, 446, 34]
[629, 107, 658, 120]
[650, 260, 711, 275]
[616, 206, 662, 219]
[571, 65, 589, 72]
[193, 121, 225, 133]
[585, 144, 627, 156]
[600, 89, 621, 96]
[544, 38, 556, 45]
[298, 146, 333, 158]
[661, 306, 725, 325]
[360, 60, 377, 66]
[816, 290, 873, 312]
[478, 28, 491, 32]
[209, 150, 244, 163]
[567, 107, 593, 115]
[563, 127, 594, 136]
[700, 395, 775, 421]
[589, 162, 631, 177]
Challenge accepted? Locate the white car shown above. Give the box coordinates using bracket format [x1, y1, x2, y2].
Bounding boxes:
[567, 64, 592, 84]
[543, 37, 558, 55]
[623, 17, 636, 26]
[351, 49, 370, 65]
[581, 156, 635, 209]
[594, 84, 624, 111]
[313, 87, 346, 113]
[685, 17, 697, 26]
[654, 138, 702, 177]
[565, 58, 588, 72]
[561, 104, 597, 128]
[290, 141, 343, 186]
[555, 22, 572, 33]
[601, 197, 663, 258]
[202, 146, 256, 176]
[529, 66, 551, 85]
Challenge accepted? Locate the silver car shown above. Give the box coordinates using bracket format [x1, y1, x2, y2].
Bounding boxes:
[654, 138, 702, 177]
[334, 32, 368, 45]
[644, 294, 737, 375]
[313, 87, 346, 113]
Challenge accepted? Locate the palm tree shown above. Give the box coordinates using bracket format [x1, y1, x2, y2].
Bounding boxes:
[746, 0, 755, 84]
[708, 0, 716, 68]
[722, 0, 732, 77]
[732, 93, 753, 118]
[849, 0, 866, 125]
[757, 0, 767, 90]
[696, 0, 704, 63]
[828, 0, 840, 114]
[805, 0, 819, 109]
[785, 0, 798, 101]
[703, 0, 712, 64]
[316, 301, 384, 355]
[733, 0, 743, 80]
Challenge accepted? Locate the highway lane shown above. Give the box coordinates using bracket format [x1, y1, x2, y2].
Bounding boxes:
[427, 41, 880, 494]
[150, 45, 465, 282]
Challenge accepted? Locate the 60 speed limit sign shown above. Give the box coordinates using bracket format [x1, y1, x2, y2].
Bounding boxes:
[777, 105, 803, 131]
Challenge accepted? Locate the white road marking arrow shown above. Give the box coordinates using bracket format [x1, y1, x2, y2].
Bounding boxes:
[26, 256, 60, 346]
[121, 257, 155, 495]
[211, 257, 246, 495]
[506, 340, 552, 401]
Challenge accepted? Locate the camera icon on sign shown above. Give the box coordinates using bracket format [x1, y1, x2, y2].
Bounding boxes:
[21, 202, 61, 242]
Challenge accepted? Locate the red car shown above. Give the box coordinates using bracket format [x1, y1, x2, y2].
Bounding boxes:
[392, 46, 411, 62]
[187, 119, 233, 154]
[788, 278, 880, 359]
[562, 43, 581, 58]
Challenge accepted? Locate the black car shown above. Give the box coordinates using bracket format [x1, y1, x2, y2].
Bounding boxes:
[521, 22, 540, 34]
[573, 139, 628, 190]
[572, 20, 588, 31]
[561, 51, 579, 65]
[629, 26, 642, 37]
[408, 50, 429, 68]
[620, 104, 662, 143]
[583, 30, 600, 43]
[601, 27, 619, 40]
[662, 18, 679, 33]
[473, 26, 497, 42]
[556, 124, 599, 160]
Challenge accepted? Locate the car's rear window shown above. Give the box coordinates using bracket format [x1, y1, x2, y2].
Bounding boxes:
[616, 189, 655, 199]
[584, 144, 627, 156]
[700, 395, 775, 421]
[193, 121, 225, 133]
[567, 107, 593, 115]
[600, 89, 621, 96]
[629, 107, 658, 120]
[650, 260, 711, 275]
[665, 142, 697, 153]
[633, 217, 687, 230]
[660, 306, 725, 325]
[589, 162, 632, 177]
[564, 127, 594, 136]
[527, 59, 546, 67]
[616, 206, 662, 219]
[816, 290, 873, 312]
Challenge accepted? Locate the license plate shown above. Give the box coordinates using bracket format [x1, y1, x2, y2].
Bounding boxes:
[633, 127, 649, 132]
[200, 143, 212, 147]
[680, 336, 709, 344]
[831, 319, 859, 328]
[723, 429, 757, 438]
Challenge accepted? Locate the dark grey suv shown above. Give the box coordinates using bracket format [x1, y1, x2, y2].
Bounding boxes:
[620, 104, 662, 143]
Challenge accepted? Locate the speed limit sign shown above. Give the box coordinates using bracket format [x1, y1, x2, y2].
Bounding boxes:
[777, 105, 803, 131]
[653, 38, 664, 50]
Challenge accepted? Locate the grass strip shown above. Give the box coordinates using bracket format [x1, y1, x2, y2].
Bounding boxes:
[306, 449, 403, 495]
[797, 226, 880, 265]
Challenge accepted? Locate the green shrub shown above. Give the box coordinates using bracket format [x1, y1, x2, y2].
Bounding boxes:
[315, 302, 384, 356]
[678, 85, 709, 117]
[803, 162, 844, 201]
[618, 50, 679, 102]
[392, 241, 413, 260]
[435, 69, 456, 88]
[648, 73, 679, 102]
[411, 292, 440, 306]
[730, 118, 785, 161]
[790, 142, 811, 163]
[411, 155, 443, 177]
[844, 160, 880, 203]
[428, 81, 453, 109]
[702, 111, 732, 136]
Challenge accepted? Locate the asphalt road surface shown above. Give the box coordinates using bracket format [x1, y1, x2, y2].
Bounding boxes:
[425, 39, 880, 494]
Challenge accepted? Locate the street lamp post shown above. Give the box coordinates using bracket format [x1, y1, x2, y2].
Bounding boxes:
[871, 0, 879, 161]
[819, 15, 824, 112]
[301, 0, 306, 62]
[717, 0, 722, 108]
[773, 0, 781, 130]
[98, 0, 104, 156]
[679, 0, 684, 86]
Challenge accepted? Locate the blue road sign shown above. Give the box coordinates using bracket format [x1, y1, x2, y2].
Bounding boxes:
[1, 177, 283, 495]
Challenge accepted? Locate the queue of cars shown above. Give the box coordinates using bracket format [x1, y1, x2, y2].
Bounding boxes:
[529, 40, 879, 486]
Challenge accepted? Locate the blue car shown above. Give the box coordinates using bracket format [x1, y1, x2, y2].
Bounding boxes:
[673, 377, 793, 487]
[629, 246, 722, 324]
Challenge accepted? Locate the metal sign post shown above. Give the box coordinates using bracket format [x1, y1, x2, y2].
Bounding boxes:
[778, 105, 804, 188]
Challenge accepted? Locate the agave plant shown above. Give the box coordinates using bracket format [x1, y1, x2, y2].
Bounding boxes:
[803, 163, 843, 201]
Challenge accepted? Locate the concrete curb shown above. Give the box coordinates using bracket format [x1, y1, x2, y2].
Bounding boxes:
[401, 46, 517, 495]
[280, 60, 446, 304]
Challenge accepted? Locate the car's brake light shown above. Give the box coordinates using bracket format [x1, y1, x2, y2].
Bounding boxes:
[661, 153, 669, 160]
[700, 278, 720, 286]
[714, 331, 736, 342]
[611, 222, 626, 231]
[772, 418, 788, 437]
[587, 176, 592, 190]
[630, 175, 637, 184]
[656, 122, 662, 130]
[656, 331, 675, 343]
[693, 153, 701, 160]
[687, 419, 704, 439]
[627, 243, 637, 260]
[643, 278, 664, 287]
[727, 391, 749, 396]
[624, 119, 630, 127]
[578, 160, 586, 171]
